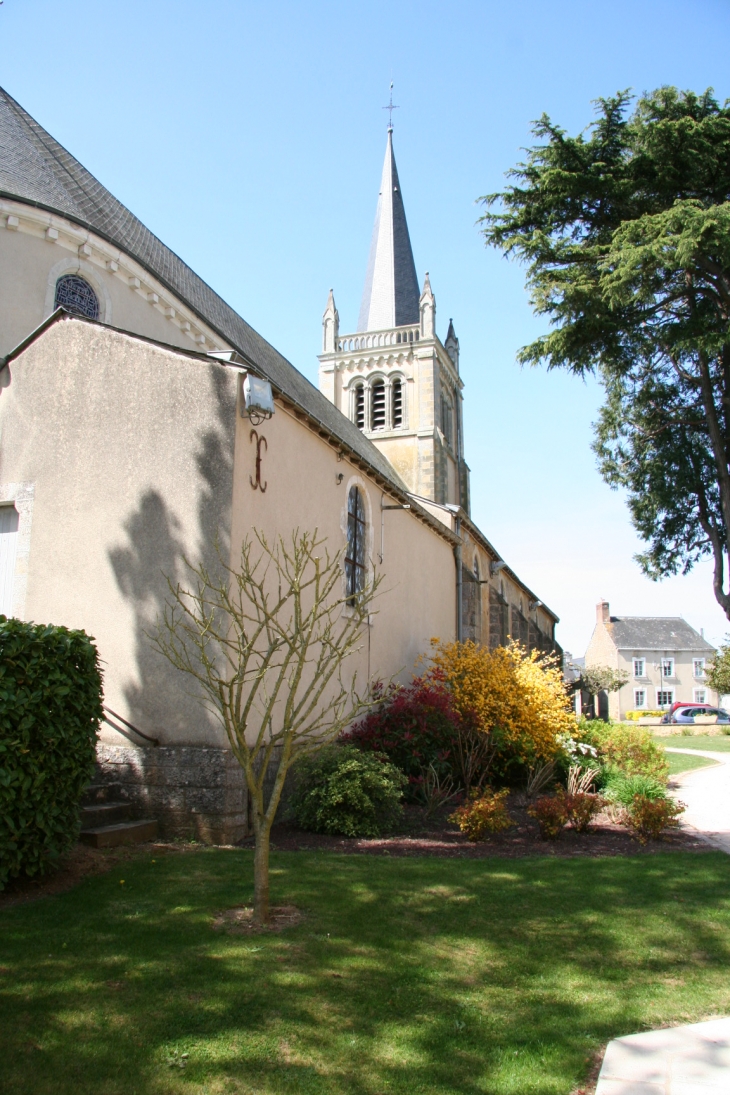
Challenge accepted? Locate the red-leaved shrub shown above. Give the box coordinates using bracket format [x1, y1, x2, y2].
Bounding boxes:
[449, 789, 513, 841]
[528, 794, 569, 839]
[342, 678, 463, 797]
[563, 791, 605, 833]
[623, 795, 685, 842]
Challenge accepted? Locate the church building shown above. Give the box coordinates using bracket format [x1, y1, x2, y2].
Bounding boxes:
[0, 87, 559, 840]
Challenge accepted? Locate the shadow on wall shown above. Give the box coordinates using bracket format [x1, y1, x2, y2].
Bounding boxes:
[108, 367, 235, 744]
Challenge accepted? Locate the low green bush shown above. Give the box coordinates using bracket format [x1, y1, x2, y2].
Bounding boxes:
[603, 771, 668, 807]
[0, 618, 103, 890]
[577, 718, 668, 783]
[290, 745, 406, 838]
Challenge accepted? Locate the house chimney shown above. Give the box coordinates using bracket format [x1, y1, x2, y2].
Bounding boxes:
[597, 599, 610, 625]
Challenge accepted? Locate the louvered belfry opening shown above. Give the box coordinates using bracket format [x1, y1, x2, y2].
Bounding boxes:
[371, 381, 386, 430]
[354, 385, 365, 429]
[392, 379, 402, 428]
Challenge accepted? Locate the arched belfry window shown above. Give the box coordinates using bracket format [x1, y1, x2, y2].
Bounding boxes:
[353, 384, 365, 430]
[345, 486, 367, 602]
[370, 380, 386, 430]
[54, 275, 99, 320]
[392, 378, 403, 428]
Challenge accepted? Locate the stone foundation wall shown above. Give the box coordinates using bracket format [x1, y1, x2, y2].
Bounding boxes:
[95, 743, 248, 844]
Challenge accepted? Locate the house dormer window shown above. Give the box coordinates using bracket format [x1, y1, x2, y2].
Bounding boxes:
[54, 274, 99, 320]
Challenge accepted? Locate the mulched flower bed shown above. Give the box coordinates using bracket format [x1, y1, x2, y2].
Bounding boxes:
[258, 794, 708, 859]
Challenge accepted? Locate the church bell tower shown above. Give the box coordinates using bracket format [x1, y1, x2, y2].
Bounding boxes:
[318, 125, 469, 511]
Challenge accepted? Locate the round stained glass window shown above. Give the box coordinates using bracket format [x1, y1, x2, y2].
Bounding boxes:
[54, 275, 100, 320]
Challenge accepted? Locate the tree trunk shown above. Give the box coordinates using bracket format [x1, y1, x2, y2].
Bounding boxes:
[253, 822, 271, 925]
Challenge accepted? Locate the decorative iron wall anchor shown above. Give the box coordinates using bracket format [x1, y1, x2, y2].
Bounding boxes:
[249, 429, 268, 492]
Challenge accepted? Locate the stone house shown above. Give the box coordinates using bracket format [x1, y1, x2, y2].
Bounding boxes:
[585, 600, 717, 720]
[0, 86, 559, 840]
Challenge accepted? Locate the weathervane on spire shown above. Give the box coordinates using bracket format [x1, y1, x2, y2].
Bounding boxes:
[383, 81, 399, 131]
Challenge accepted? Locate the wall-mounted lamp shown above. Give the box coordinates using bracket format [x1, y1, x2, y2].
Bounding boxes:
[240, 374, 275, 425]
[529, 599, 543, 611]
[490, 560, 507, 576]
[336, 472, 344, 485]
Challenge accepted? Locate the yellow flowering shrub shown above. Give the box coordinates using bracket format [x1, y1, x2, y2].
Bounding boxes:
[428, 640, 574, 764]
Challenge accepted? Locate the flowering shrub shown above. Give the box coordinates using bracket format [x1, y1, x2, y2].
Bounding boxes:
[624, 709, 663, 721]
[623, 795, 685, 842]
[343, 677, 469, 797]
[528, 794, 569, 839]
[449, 789, 512, 841]
[429, 640, 575, 768]
[563, 791, 605, 833]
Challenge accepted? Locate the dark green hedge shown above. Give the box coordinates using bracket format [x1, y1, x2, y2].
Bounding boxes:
[0, 617, 103, 890]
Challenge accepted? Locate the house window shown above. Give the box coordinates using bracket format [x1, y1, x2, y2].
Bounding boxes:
[693, 688, 707, 704]
[633, 657, 646, 678]
[0, 505, 19, 617]
[370, 381, 386, 430]
[353, 385, 365, 430]
[693, 658, 706, 678]
[657, 690, 674, 708]
[392, 378, 403, 428]
[345, 486, 366, 603]
[661, 658, 675, 678]
[634, 689, 647, 709]
[54, 274, 99, 320]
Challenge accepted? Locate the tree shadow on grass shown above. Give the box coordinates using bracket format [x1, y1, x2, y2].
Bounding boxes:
[2, 851, 730, 1095]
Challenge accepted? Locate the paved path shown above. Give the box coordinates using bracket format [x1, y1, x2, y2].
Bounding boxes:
[666, 747, 730, 854]
[595, 1017, 730, 1094]
[594, 752, 730, 1092]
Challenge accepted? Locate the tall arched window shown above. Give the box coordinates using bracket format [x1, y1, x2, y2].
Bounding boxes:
[353, 384, 365, 429]
[54, 275, 99, 320]
[370, 380, 386, 430]
[345, 486, 367, 602]
[392, 378, 403, 428]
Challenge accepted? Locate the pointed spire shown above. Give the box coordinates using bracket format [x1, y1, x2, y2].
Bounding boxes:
[445, 317, 459, 370]
[357, 129, 420, 332]
[322, 289, 339, 352]
[419, 271, 435, 338]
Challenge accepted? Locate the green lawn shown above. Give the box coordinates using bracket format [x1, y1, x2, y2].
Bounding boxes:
[665, 750, 720, 776]
[658, 734, 730, 751]
[2, 848, 730, 1095]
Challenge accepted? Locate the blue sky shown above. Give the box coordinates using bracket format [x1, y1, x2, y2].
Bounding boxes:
[3, 0, 730, 654]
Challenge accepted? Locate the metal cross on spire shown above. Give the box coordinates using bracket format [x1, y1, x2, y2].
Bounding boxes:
[383, 81, 399, 130]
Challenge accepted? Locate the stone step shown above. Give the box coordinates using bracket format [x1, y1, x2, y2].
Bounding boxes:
[82, 781, 124, 806]
[80, 819, 158, 848]
[80, 801, 131, 828]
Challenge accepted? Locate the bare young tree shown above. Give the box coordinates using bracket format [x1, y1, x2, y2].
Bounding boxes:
[154, 529, 382, 925]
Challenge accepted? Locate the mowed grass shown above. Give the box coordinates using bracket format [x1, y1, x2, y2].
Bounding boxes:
[2, 849, 730, 1095]
[657, 734, 730, 751]
[665, 750, 720, 776]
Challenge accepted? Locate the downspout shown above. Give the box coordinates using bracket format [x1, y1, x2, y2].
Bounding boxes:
[454, 512, 463, 642]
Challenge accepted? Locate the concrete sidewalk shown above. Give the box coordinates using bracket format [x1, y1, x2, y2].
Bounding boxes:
[666, 748, 730, 854]
[596, 1017, 730, 1094]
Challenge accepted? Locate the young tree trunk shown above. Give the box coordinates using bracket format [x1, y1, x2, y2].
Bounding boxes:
[252, 820, 271, 926]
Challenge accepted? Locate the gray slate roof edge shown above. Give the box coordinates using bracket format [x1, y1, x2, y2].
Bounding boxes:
[608, 616, 716, 652]
[4, 310, 460, 548]
[0, 85, 413, 501]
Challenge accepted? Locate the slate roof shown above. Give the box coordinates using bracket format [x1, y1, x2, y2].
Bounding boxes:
[608, 617, 715, 652]
[0, 86, 410, 495]
[357, 128, 420, 332]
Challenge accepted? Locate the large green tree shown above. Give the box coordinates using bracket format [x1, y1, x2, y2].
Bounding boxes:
[481, 87, 730, 619]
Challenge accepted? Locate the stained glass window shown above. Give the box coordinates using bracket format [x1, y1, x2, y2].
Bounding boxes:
[345, 486, 366, 602]
[54, 275, 100, 320]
